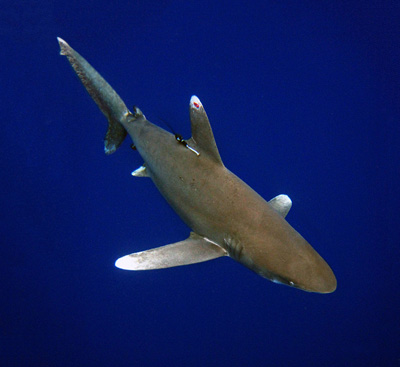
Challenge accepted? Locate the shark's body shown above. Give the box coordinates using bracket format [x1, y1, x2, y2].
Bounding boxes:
[58, 38, 336, 293]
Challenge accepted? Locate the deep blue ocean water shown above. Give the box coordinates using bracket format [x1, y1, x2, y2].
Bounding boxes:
[1, 1, 399, 366]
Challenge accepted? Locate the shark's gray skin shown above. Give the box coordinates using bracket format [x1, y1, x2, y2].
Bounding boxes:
[58, 38, 336, 293]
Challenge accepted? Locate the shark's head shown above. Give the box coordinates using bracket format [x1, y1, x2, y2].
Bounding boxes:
[259, 243, 337, 294]
[228, 219, 337, 294]
[278, 257, 337, 294]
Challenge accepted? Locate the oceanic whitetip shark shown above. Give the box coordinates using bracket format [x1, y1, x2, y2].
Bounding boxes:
[58, 37, 336, 293]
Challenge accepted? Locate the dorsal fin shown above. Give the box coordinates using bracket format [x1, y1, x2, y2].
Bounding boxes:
[189, 96, 223, 165]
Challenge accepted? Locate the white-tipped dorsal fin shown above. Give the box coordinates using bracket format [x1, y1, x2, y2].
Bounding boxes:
[115, 232, 227, 270]
[188, 96, 223, 165]
[268, 194, 292, 218]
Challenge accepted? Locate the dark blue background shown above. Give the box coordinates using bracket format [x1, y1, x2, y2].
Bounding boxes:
[1, 1, 399, 366]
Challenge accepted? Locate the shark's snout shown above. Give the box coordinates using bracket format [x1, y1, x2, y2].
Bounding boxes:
[316, 265, 337, 293]
[305, 259, 337, 294]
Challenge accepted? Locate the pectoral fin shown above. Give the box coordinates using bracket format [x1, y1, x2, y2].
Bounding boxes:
[115, 232, 227, 270]
[269, 194, 292, 218]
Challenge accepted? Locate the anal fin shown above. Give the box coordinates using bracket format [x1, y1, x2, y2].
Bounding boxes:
[131, 164, 149, 177]
[115, 232, 227, 270]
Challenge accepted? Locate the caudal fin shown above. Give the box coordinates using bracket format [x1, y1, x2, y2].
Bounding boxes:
[58, 37, 129, 154]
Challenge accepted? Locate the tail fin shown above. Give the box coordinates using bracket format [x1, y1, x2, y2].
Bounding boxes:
[58, 37, 129, 154]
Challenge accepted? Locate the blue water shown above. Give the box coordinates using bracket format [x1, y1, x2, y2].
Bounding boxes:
[1, 1, 399, 366]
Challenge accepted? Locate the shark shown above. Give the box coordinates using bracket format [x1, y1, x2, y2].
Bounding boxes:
[58, 37, 336, 293]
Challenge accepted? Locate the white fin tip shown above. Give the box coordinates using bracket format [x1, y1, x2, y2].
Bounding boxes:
[115, 255, 133, 270]
[131, 165, 148, 177]
[190, 95, 202, 109]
